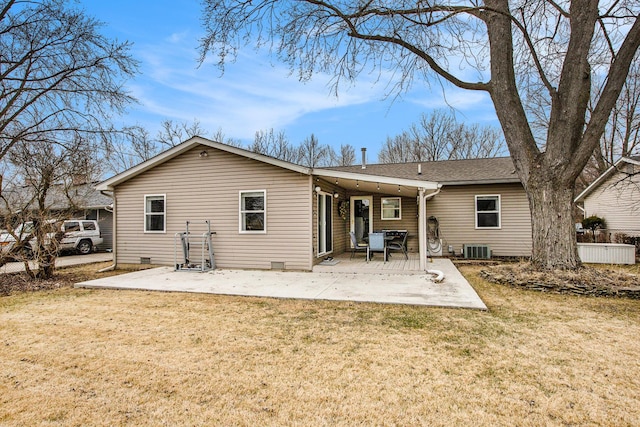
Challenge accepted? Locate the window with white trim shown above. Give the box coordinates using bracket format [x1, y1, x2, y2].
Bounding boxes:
[475, 195, 501, 229]
[240, 190, 266, 233]
[145, 195, 166, 232]
[381, 197, 402, 220]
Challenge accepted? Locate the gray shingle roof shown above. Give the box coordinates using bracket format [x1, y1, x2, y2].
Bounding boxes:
[2, 182, 112, 212]
[320, 157, 520, 185]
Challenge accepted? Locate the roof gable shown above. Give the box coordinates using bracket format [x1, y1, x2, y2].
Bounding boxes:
[574, 157, 640, 202]
[96, 137, 310, 190]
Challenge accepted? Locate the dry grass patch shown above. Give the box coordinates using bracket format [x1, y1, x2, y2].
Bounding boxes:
[1, 265, 640, 425]
[0, 262, 157, 296]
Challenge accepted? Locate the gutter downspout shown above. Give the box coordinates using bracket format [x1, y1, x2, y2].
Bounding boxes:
[98, 190, 117, 272]
[419, 186, 442, 272]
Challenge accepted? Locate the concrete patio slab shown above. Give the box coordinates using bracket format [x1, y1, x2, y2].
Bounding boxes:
[76, 258, 487, 310]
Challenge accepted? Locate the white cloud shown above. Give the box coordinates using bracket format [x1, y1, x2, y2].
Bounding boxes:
[129, 37, 386, 140]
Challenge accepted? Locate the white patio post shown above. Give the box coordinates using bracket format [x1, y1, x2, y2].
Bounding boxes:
[418, 188, 427, 271]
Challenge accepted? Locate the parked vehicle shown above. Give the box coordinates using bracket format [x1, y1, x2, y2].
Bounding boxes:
[0, 219, 103, 257]
[59, 220, 103, 255]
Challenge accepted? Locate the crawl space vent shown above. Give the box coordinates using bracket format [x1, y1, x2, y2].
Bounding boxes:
[271, 261, 285, 270]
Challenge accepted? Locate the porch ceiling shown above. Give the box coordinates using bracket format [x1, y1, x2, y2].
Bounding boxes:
[321, 177, 418, 196]
[312, 169, 439, 197]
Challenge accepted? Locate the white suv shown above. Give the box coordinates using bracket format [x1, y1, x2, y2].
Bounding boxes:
[0, 219, 103, 257]
[59, 220, 103, 255]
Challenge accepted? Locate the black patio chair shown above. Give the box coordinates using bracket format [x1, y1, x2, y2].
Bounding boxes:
[349, 231, 368, 259]
[387, 231, 408, 260]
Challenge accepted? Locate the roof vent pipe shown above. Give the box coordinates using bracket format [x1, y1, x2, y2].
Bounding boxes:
[418, 164, 422, 175]
[361, 147, 367, 169]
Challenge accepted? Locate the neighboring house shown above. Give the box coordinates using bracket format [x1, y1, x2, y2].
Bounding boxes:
[96, 137, 532, 271]
[574, 156, 640, 236]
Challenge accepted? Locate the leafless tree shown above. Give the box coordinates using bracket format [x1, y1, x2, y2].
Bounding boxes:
[379, 110, 505, 163]
[588, 53, 640, 178]
[210, 128, 243, 148]
[0, 0, 138, 162]
[200, 0, 640, 270]
[104, 125, 160, 175]
[332, 144, 356, 166]
[248, 128, 301, 163]
[157, 119, 208, 148]
[104, 121, 245, 175]
[0, 136, 99, 279]
[297, 134, 333, 168]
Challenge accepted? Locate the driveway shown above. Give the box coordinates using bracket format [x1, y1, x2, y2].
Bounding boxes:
[76, 258, 487, 310]
[0, 252, 112, 274]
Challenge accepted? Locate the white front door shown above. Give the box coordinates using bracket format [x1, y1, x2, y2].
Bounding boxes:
[350, 195, 373, 245]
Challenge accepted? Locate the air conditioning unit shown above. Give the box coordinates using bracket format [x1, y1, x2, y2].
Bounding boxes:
[463, 244, 491, 259]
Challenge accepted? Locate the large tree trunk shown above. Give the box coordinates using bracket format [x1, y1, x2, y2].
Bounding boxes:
[526, 172, 580, 270]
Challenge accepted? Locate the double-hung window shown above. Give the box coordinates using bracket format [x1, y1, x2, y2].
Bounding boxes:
[475, 195, 500, 229]
[240, 190, 266, 233]
[145, 194, 166, 232]
[381, 197, 402, 220]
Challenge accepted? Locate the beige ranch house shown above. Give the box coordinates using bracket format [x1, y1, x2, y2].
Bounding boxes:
[96, 137, 532, 271]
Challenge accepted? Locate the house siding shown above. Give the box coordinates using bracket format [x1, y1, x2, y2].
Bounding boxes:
[114, 145, 312, 270]
[583, 166, 640, 234]
[373, 195, 419, 252]
[426, 183, 532, 257]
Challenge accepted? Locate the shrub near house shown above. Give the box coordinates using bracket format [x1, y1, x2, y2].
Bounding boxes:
[581, 215, 606, 243]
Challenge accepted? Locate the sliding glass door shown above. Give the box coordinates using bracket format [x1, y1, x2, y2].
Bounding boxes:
[317, 193, 333, 256]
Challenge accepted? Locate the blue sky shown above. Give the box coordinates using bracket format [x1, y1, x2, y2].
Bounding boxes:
[82, 1, 500, 161]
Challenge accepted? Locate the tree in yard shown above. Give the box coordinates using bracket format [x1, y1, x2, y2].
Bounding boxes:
[0, 0, 138, 162]
[104, 125, 160, 175]
[378, 110, 505, 163]
[332, 144, 356, 166]
[297, 134, 334, 168]
[581, 215, 606, 243]
[249, 128, 301, 163]
[156, 119, 208, 148]
[0, 0, 137, 277]
[104, 121, 244, 175]
[0, 136, 100, 279]
[583, 53, 640, 185]
[200, 0, 640, 270]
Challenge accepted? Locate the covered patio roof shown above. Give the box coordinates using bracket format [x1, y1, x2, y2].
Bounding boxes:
[312, 168, 440, 196]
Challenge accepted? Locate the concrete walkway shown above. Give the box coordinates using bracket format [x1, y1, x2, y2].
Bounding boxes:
[0, 252, 112, 274]
[76, 258, 487, 310]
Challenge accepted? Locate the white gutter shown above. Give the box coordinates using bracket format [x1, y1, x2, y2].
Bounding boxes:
[425, 187, 442, 200]
[98, 190, 117, 272]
